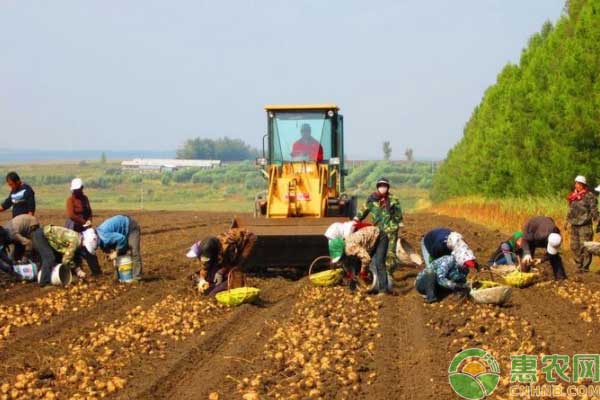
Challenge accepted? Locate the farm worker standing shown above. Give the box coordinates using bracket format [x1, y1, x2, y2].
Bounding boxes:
[33, 226, 99, 287]
[2, 214, 40, 262]
[328, 226, 390, 294]
[291, 123, 324, 162]
[0, 172, 36, 218]
[565, 176, 599, 273]
[521, 216, 565, 280]
[65, 178, 93, 233]
[96, 215, 142, 281]
[487, 231, 524, 266]
[354, 177, 403, 274]
[415, 254, 476, 303]
[186, 228, 257, 296]
[421, 228, 479, 270]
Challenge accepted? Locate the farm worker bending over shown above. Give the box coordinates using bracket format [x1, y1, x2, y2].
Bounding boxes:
[2, 214, 40, 262]
[186, 228, 257, 296]
[421, 228, 479, 270]
[328, 225, 391, 294]
[291, 123, 324, 162]
[354, 177, 403, 274]
[65, 178, 93, 233]
[521, 216, 565, 280]
[0, 227, 20, 280]
[324, 220, 373, 242]
[0, 172, 36, 218]
[565, 175, 599, 273]
[96, 215, 142, 281]
[415, 254, 477, 303]
[33, 226, 99, 287]
[487, 231, 524, 266]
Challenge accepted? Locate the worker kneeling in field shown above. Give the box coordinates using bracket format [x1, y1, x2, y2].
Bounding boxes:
[328, 225, 391, 294]
[487, 231, 524, 266]
[96, 215, 142, 281]
[186, 228, 257, 296]
[415, 254, 477, 303]
[33, 226, 99, 287]
[417, 229, 478, 303]
[521, 216, 565, 280]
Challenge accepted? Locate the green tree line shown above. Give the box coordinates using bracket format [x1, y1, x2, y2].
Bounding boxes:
[176, 137, 259, 161]
[432, 0, 600, 201]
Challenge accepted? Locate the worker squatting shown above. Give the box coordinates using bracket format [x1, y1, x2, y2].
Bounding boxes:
[1, 172, 599, 302]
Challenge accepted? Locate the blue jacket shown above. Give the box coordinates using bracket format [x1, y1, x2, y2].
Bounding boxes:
[417, 254, 468, 290]
[97, 215, 130, 252]
[423, 228, 452, 260]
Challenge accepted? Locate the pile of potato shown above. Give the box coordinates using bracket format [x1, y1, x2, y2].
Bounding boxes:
[235, 286, 382, 400]
[3, 294, 226, 399]
[555, 281, 600, 323]
[0, 283, 125, 343]
[428, 301, 547, 396]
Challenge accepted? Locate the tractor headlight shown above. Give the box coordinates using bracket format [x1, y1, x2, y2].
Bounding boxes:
[268, 112, 274, 118]
[327, 110, 335, 117]
[329, 157, 340, 166]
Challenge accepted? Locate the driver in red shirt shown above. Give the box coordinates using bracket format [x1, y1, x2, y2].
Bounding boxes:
[291, 123, 323, 162]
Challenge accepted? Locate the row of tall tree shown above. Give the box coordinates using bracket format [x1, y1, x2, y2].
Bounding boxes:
[432, 0, 600, 201]
[176, 137, 258, 161]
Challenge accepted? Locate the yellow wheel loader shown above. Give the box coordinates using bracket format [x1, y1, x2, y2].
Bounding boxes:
[232, 104, 357, 269]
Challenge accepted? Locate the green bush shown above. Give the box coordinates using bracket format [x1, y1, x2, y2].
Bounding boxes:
[173, 168, 201, 183]
[128, 174, 142, 184]
[191, 171, 213, 184]
[161, 172, 172, 186]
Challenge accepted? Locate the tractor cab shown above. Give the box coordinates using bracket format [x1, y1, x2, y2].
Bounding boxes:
[256, 104, 355, 218]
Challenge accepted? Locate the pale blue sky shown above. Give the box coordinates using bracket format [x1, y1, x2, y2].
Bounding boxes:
[0, 1, 565, 160]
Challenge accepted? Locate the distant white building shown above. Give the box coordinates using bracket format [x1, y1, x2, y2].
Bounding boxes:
[121, 158, 221, 171]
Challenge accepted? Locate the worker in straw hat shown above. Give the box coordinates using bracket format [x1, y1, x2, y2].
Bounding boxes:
[65, 178, 93, 233]
[565, 175, 599, 273]
[186, 228, 256, 296]
[521, 216, 566, 280]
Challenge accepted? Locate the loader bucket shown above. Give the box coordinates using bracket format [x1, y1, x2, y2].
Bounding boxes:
[231, 216, 347, 270]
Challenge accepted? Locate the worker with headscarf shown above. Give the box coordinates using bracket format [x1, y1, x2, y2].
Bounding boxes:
[186, 228, 257, 296]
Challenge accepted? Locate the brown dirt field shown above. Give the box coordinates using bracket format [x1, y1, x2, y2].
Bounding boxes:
[1, 211, 600, 400]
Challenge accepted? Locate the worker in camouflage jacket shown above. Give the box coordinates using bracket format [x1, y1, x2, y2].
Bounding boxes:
[33, 225, 99, 286]
[354, 177, 403, 273]
[565, 176, 599, 273]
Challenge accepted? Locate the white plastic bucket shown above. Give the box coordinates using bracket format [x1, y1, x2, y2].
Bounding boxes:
[37, 264, 72, 286]
[13, 263, 38, 281]
[114, 255, 133, 283]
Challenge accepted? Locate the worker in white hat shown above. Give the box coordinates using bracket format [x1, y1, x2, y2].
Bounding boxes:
[521, 216, 566, 280]
[566, 175, 599, 273]
[65, 178, 93, 233]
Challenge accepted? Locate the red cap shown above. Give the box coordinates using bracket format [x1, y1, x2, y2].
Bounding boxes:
[464, 260, 476, 269]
